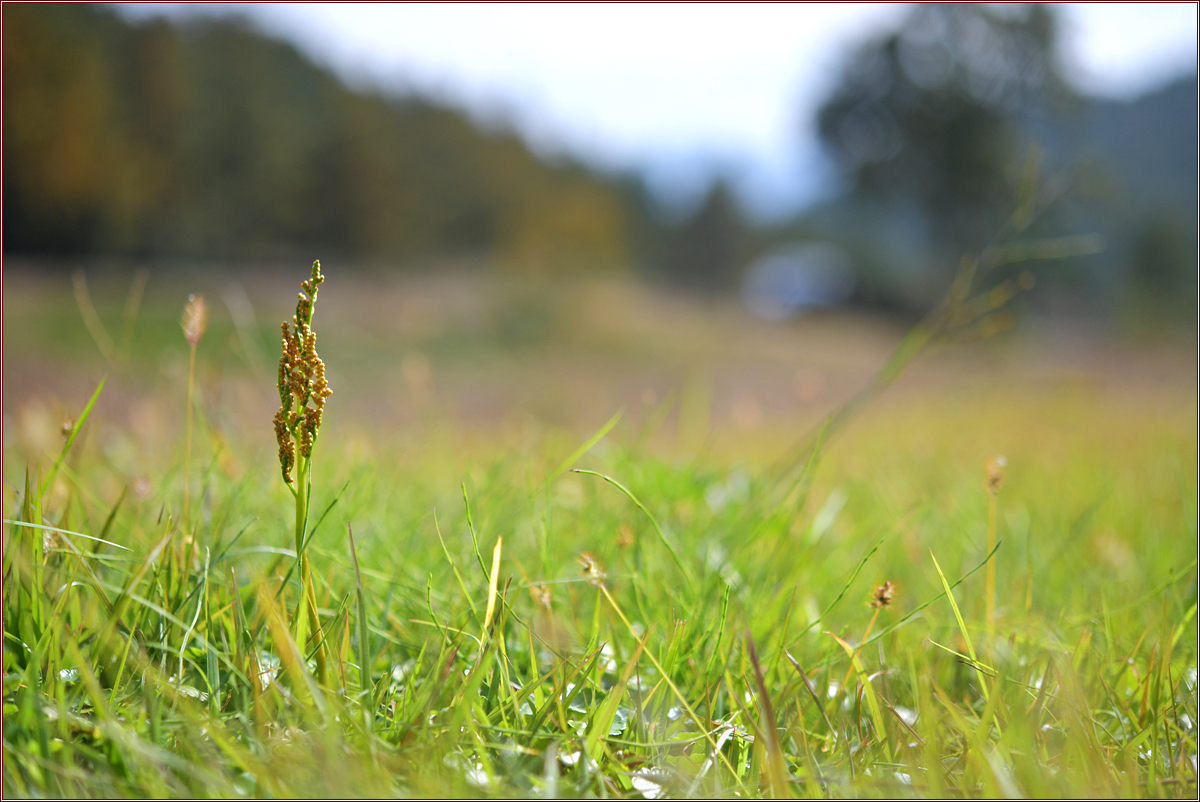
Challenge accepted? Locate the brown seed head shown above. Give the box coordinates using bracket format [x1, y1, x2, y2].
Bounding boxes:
[870, 580, 897, 609]
[985, 455, 1007, 495]
[182, 294, 208, 347]
[530, 585, 552, 610]
[273, 261, 332, 484]
[578, 551, 606, 588]
[273, 409, 295, 484]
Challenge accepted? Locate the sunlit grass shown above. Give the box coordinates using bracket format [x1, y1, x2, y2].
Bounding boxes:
[2, 266, 1196, 798]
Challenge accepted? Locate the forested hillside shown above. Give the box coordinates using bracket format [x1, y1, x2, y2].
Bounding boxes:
[3, 4, 632, 271]
[3, 4, 1194, 320]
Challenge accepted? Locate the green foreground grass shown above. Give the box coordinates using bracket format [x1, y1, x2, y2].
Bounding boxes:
[4, 381, 1196, 798]
[3, 270, 1197, 798]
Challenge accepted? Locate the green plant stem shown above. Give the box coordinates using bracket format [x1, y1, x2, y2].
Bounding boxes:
[184, 343, 196, 524]
[830, 606, 881, 714]
[294, 457, 309, 556]
[293, 456, 327, 686]
[986, 492, 997, 654]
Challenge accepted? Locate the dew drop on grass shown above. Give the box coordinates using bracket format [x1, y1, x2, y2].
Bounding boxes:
[234, 772, 256, 796]
[808, 487, 848, 544]
[257, 653, 281, 688]
[464, 763, 491, 790]
[444, 753, 492, 790]
[391, 659, 415, 684]
[704, 482, 729, 513]
[175, 685, 208, 702]
[558, 750, 597, 772]
[601, 642, 617, 673]
[630, 768, 669, 799]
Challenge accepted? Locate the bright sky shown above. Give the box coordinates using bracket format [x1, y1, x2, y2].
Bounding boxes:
[114, 2, 1198, 219]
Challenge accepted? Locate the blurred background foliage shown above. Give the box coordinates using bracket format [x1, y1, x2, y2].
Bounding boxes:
[3, 4, 630, 274]
[3, 3, 1196, 322]
[809, 3, 1196, 320]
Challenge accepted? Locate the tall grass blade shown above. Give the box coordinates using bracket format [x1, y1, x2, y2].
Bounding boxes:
[42, 378, 104, 498]
[575, 469, 696, 594]
[794, 536, 884, 641]
[346, 525, 373, 707]
[4, 520, 131, 551]
[826, 631, 889, 756]
[545, 409, 622, 491]
[747, 635, 790, 799]
[585, 629, 648, 762]
[481, 536, 503, 642]
[930, 549, 988, 700]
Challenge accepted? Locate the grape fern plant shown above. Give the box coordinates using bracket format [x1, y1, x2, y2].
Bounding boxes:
[273, 260, 334, 684]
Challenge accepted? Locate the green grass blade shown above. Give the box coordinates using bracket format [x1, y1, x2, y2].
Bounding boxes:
[930, 548, 988, 700]
[545, 409, 623, 491]
[4, 520, 131, 551]
[42, 378, 104, 498]
[827, 630, 890, 757]
[862, 540, 1003, 651]
[585, 629, 648, 761]
[462, 483, 489, 582]
[203, 550, 221, 715]
[794, 536, 885, 641]
[346, 524, 373, 711]
[574, 469, 696, 595]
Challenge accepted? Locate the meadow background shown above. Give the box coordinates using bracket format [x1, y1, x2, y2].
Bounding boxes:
[3, 4, 1196, 798]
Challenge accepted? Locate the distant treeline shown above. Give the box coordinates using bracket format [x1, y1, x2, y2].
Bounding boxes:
[3, 4, 642, 272]
[4, 4, 1195, 321]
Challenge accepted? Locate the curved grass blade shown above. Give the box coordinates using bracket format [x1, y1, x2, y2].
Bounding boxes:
[544, 409, 623, 493]
[4, 520, 131, 552]
[930, 549, 989, 700]
[794, 536, 885, 641]
[827, 630, 890, 757]
[42, 378, 104, 498]
[346, 525, 373, 708]
[574, 469, 696, 595]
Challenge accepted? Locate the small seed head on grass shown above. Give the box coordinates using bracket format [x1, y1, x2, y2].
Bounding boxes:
[985, 455, 1007, 495]
[530, 585, 552, 610]
[870, 580, 897, 609]
[181, 293, 208, 347]
[578, 551, 606, 588]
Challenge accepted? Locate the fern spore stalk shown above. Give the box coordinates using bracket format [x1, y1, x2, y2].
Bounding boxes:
[274, 260, 333, 685]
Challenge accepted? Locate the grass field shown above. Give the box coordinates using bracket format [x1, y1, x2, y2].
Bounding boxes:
[3, 263, 1196, 797]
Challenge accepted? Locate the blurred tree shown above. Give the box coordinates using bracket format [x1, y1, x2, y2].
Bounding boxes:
[658, 180, 753, 292]
[2, 4, 634, 272]
[816, 4, 1075, 262]
[1127, 210, 1197, 321]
